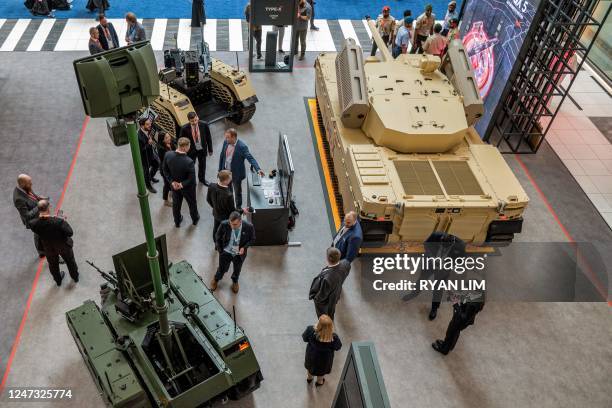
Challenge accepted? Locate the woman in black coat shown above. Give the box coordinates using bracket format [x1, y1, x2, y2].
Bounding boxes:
[157, 131, 176, 206]
[302, 314, 342, 386]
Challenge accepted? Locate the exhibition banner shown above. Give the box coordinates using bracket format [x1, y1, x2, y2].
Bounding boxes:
[460, 0, 542, 138]
[252, 0, 297, 26]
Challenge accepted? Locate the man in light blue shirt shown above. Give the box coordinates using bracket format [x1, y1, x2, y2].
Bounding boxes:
[125, 12, 146, 45]
[224, 221, 242, 256]
[393, 17, 413, 58]
[442, 1, 459, 36]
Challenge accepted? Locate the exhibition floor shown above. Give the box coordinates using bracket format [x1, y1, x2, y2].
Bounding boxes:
[544, 68, 612, 229]
[0, 17, 376, 53]
[0, 51, 610, 407]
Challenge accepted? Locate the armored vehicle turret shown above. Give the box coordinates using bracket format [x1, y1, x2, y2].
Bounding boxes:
[314, 21, 528, 246]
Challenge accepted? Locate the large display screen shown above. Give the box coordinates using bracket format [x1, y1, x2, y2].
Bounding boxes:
[460, 0, 541, 137]
[277, 133, 294, 207]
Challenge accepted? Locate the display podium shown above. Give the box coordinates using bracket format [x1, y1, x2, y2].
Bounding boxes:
[247, 173, 289, 245]
[247, 133, 295, 245]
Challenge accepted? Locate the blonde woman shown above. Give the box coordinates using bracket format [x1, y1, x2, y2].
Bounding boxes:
[302, 314, 342, 386]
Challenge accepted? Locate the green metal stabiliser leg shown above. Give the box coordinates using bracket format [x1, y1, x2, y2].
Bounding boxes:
[125, 120, 171, 341]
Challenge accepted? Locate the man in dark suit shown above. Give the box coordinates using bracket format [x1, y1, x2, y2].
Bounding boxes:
[331, 211, 363, 263]
[218, 128, 264, 208]
[206, 170, 245, 243]
[180, 112, 213, 186]
[138, 117, 158, 194]
[402, 232, 463, 320]
[309, 247, 351, 320]
[13, 174, 46, 257]
[212, 211, 255, 294]
[97, 14, 119, 50]
[432, 284, 485, 355]
[28, 200, 79, 286]
[163, 137, 200, 227]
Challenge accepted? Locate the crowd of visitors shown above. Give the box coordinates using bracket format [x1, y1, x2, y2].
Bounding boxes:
[373, 1, 462, 58]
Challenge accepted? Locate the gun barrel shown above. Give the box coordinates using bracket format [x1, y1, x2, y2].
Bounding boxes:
[367, 19, 392, 62]
[86, 260, 118, 286]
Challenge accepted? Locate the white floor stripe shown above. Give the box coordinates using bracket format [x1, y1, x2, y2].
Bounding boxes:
[362, 19, 373, 38]
[0, 18, 445, 53]
[27, 18, 55, 51]
[150, 18, 167, 50]
[203, 19, 217, 51]
[55, 19, 94, 51]
[0, 19, 31, 51]
[306, 20, 335, 52]
[177, 19, 191, 50]
[228, 19, 243, 52]
[339, 19, 359, 46]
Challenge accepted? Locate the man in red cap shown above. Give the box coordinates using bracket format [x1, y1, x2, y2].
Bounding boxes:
[370, 5, 396, 56]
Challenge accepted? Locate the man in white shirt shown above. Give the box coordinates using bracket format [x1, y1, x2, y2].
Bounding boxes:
[411, 4, 435, 54]
[423, 23, 447, 57]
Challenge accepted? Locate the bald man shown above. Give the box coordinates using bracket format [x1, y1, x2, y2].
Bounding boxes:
[13, 174, 46, 257]
[331, 211, 363, 263]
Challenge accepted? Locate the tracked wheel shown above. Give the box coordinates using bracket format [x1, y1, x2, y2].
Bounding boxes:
[229, 105, 257, 125]
[315, 98, 345, 220]
[150, 101, 181, 140]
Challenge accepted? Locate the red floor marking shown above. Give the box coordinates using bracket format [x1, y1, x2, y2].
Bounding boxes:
[515, 154, 609, 302]
[0, 116, 90, 395]
[515, 154, 573, 242]
[56, 116, 89, 211]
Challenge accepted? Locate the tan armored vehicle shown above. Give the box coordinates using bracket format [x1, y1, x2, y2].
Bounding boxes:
[314, 21, 528, 245]
[150, 55, 258, 139]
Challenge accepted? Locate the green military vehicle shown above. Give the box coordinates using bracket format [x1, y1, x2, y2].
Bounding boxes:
[314, 21, 529, 247]
[66, 237, 262, 407]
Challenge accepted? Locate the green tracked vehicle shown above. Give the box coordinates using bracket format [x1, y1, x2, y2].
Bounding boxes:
[66, 238, 262, 408]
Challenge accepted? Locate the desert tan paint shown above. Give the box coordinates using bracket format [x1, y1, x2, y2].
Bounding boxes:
[314, 33, 529, 244]
[151, 57, 257, 138]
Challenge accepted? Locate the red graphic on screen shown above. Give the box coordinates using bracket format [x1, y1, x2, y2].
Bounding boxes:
[462, 22, 499, 99]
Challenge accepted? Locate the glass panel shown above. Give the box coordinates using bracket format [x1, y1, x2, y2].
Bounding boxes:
[582, 1, 611, 82]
